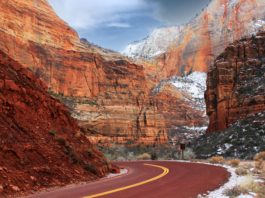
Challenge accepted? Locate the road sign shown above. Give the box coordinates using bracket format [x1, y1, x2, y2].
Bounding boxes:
[180, 143, 186, 150]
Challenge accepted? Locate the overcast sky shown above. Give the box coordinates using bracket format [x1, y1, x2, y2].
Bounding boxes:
[48, 0, 210, 51]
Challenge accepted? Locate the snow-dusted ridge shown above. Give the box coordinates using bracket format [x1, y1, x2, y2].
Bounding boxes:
[123, 0, 265, 60]
[122, 26, 182, 59]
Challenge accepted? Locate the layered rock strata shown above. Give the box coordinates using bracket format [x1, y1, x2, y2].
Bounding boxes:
[0, 0, 167, 145]
[206, 31, 265, 132]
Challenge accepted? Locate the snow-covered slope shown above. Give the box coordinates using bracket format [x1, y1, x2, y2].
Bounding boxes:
[122, 26, 182, 59]
[171, 72, 207, 110]
[195, 111, 265, 159]
[153, 72, 208, 143]
[153, 72, 207, 111]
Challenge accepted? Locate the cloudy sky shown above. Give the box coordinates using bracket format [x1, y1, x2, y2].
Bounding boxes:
[48, 0, 210, 51]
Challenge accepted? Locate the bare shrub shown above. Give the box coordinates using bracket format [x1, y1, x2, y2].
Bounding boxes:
[235, 167, 248, 176]
[184, 148, 196, 160]
[224, 186, 248, 197]
[255, 159, 265, 177]
[136, 153, 151, 160]
[228, 159, 240, 167]
[254, 151, 265, 161]
[240, 176, 265, 197]
[116, 156, 126, 161]
[240, 163, 253, 170]
[209, 156, 225, 164]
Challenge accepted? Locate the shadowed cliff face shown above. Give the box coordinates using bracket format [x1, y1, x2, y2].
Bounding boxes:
[0, 0, 167, 145]
[152, 0, 265, 81]
[206, 31, 265, 132]
[0, 50, 115, 196]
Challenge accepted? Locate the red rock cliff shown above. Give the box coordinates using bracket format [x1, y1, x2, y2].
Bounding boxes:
[0, 0, 167, 145]
[153, 0, 265, 80]
[206, 31, 265, 132]
[0, 50, 114, 196]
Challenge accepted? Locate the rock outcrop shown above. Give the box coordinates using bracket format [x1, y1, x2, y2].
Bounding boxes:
[0, 0, 167, 145]
[206, 31, 265, 132]
[0, 50, 115, 196]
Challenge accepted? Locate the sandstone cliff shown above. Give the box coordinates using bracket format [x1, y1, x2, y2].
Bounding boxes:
[122, 0, 265, 139]
[146, 0, 265, 81]
[194, 31, 265, 159]
[0, 0, 167, 145]
[206, 31, 265, 132]
[0, 50, 115, 196]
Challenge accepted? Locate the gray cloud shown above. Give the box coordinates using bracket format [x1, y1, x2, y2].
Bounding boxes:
[144, 0, 211, 25]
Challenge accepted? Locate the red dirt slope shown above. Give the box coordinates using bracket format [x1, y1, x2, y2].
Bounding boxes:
[0, 51, 114, 197]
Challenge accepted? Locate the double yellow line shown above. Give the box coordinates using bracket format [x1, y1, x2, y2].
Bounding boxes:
[84, 163, 169, 198]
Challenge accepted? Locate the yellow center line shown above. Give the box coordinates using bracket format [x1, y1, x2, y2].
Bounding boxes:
[83, 163, 169, 198]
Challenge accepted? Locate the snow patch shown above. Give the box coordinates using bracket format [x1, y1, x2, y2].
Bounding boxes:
[182, 126, 207, 131]
[170, 72, 207, 111]
[254, 20, 265, 28]
[107, 168, 128, 178]
[171, 72, 206, 100]
[236, 195, 253, 198]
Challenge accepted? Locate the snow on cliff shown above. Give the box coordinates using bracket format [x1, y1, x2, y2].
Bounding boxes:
[123, 0, 265, 60]
[171, 72, 207, 104]
[122, 26, 182, 59]
[170, 72, 207, 112]
[153, 72, 207, 111]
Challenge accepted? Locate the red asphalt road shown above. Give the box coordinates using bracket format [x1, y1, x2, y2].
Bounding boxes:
[27, 161, 229, 198]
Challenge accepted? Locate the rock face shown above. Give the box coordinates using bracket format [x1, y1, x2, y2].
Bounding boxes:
[124, 0, 265, 82]
[0, 0, 167, 145]
[121, 0, 265, 139]
[156, 0, 265, 78]
[206, 31, 265, 132]
[0, 50, 114, 196]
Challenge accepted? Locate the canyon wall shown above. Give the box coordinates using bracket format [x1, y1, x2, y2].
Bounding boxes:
[0, 0, 167, 145]
[149, 0, 265, 81]
[0, 50, 115, 196]
[123, 0, 265, 137]
[206, 31, 265, 132]
[151, 72, 208, 142]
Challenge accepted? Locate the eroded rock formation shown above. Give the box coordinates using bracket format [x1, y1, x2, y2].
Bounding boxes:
[206, 31, 265, 132]
[0, 0, 167, 145]
[0, 50, 115, 196]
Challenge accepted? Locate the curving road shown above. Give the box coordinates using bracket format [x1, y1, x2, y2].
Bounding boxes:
[27, 161, 229, 198]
